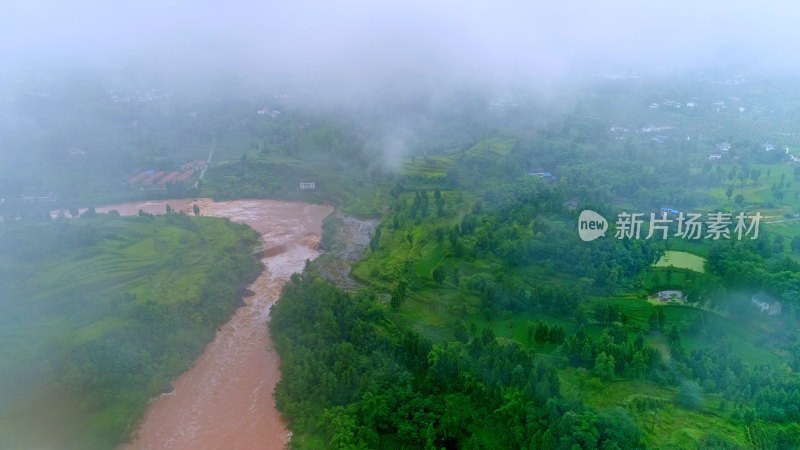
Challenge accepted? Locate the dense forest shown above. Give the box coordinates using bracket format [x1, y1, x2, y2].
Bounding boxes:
[266, 76, 800, 448]
[271, 271, 643, 449]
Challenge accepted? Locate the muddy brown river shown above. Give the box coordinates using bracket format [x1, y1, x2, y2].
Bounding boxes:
[69, 199, 334, 450]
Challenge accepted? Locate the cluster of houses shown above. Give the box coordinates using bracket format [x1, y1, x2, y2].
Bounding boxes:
[257, 108, 281, 118]
[650, 100, 697, 110]
[787, 147, 800, 162]
[710, 100, 745, 113]
[649, 135, 669, 145]
[126, 160, 205, 187]
[607, 120, 796, 163]
[610, 126, 630, 140]
[717, 77, 746, 86]
[298, 182, 316, 190]
[641, 124, 674, 133]
[528, 171, 556, 183]
[108, 89, 172, 104]
[610, 125, 678, 143]
[653, 290, 684, 303]
[709, 141, 798, 161]
[649, 291, 785, 312]
[647, 96, 751, 114]
[706, 141, 730, 160]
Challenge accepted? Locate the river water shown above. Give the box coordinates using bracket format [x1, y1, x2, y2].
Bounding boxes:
[76, 199, 333, 450]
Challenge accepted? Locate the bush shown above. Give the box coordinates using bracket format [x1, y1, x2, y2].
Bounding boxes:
[676, 380, 703, 410]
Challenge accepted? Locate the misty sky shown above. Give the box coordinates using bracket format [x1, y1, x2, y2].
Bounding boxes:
[2, 1, 799, 87]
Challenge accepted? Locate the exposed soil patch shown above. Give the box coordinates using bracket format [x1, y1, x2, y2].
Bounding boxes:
[316, 212, 378, 292]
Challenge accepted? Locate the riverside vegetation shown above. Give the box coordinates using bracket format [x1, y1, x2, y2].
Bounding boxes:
[7, 71, 800, 448]
[0, 210, 261, 449]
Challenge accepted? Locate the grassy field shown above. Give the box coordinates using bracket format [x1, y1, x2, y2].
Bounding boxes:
[655, 251, 706, 273]
[560, 367, 750, 449]
[666, 239, 711, 258]
[0, 213, 261, 450]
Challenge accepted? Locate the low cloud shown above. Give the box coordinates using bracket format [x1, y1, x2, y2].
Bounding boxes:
[1, 1, 798, 99]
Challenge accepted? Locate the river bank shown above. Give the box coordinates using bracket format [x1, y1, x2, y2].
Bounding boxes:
[92, 199, 334, 449]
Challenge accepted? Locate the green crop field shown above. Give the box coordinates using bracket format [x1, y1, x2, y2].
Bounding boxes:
[0, 213, 261, 450]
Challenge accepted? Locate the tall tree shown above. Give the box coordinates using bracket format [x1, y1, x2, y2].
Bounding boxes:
[535, 322, 550, 344]
[369, 227, 381, 252]
[594, 352, 616, 381]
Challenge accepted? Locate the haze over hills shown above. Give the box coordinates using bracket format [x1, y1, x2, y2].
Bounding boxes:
[4, 1, 800, 93]
[5, 1, 800, 449]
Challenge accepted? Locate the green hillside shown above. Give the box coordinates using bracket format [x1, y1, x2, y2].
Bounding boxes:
[0, 212, 262, 449]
